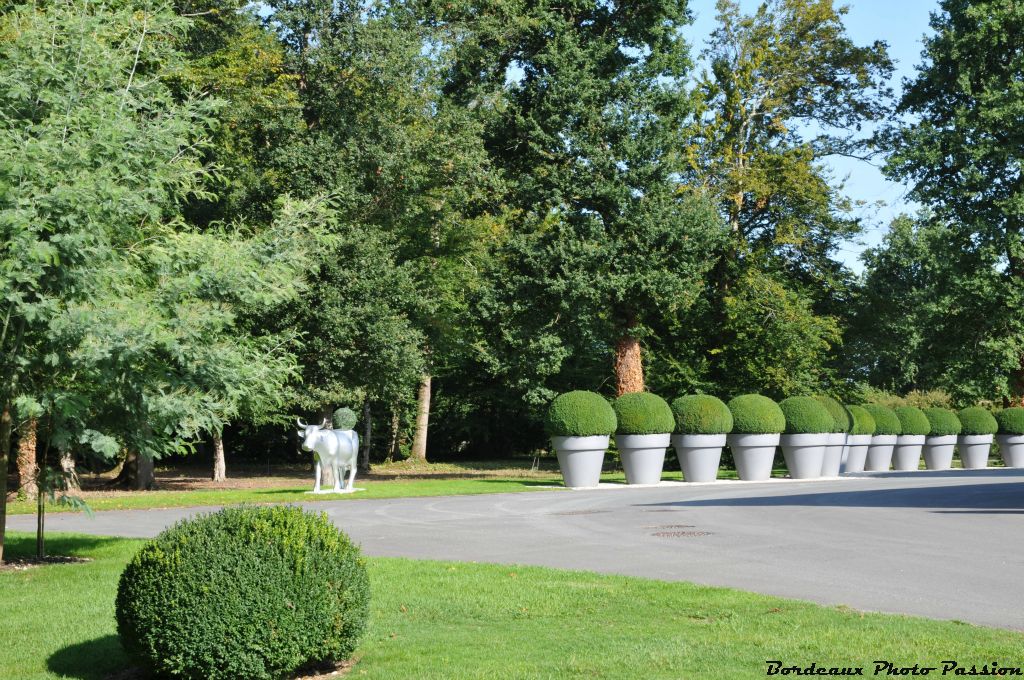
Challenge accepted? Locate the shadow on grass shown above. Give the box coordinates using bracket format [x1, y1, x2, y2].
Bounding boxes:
[47, 635, 139, 680]
[3, 533, 132, 560]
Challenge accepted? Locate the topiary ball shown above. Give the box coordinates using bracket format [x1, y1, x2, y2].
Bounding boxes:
[996, 407, 1024, 435]
[923, 407, 962, 437]
[862, 404, 902, 436]
[779, 396, 834, 434]
[671, 395, 733, 435]
[894, 406, 931, 436]
[815, 395, 852, 433]
[332, 407, 357, 430]
[727, 394, 786, 434]
[846, 405, 876, 436]
[116, 506, 370, 680]
[613, 392, 674, 435]
[958, 406, 998, 435]
[545, 391, 617, 436]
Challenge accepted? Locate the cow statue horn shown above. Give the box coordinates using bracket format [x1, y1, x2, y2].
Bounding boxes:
[321, 417, 330, 429]
[296, 418, 308, 428]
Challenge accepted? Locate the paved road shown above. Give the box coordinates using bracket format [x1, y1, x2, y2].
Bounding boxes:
[8, 469, 1024, 630]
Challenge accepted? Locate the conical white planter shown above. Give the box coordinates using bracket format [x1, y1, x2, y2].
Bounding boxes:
[865, 434, 897, 471]
[996, 434, 1024, 468]
[552, 435, 608, 488]
[923, 435, 957, 470]
[727, 433, 780, 481]
[842, 434, 872, 473]
[672, 433, 725, 483]
[892, 434, 926, 471]
[615, 433, 669, 485]
[958, 434, 993, 469]
[780, 433, 827, 479]
[820, 432, 846, 477]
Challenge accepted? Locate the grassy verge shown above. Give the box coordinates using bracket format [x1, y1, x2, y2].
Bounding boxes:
[2, 532, 1022, 679]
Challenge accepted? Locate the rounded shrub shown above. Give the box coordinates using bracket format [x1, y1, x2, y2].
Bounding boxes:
[545, 390, 617, 436]
[894, 406, 931, 436]
[862, 404, 902, 436]
[779, 396, 834, 434]
[846, 405, 876, 436]
[996, 407, 1024, 435]
[332, 407, 357, 430]
[958, 406, 998, 435]
[671, 395, 733, 435]
[613, 392, 674, 434]
[116, 506, 369, 680]
[923, 407, 961, 437]
[727, 394, 786, 434]
[815, 395, 852, 433]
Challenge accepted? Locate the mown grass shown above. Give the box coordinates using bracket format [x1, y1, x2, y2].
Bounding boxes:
[2, 532, 1022, 679]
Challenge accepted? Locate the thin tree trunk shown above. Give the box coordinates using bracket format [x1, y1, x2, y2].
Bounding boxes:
[16, 417, 37, 498]
[359, 402, 371, 474]
[212, 431, 226, 482]
[0, 403, 12, 564]
[614, 334, 644, 396]
[386, 406, 400, 463]
[411, 375, 431, 461]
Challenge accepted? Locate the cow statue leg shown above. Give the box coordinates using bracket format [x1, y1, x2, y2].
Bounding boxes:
[332, 460, 343, 493]
[313, 457, 322, 493]
[345, 464, 356, 491]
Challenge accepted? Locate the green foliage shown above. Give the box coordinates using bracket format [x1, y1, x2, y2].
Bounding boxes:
[545, 392, 616, 437]
[727, 395, 786, 434]
[613, 393, 674, 436]
[115, 506, 369, 680]
[923, 408, 962, 437]
[894, 406, 931, 436]
[845, 405, 876, 436]
[332, 408, 357, 431]
[778, 397, 834, 435]
[862, 405, 902, 436]
[996, 408, 1024, 435]
[957, 407, 998, 436]
[815, 396, 852, 433]
[671, 395, 734, 435]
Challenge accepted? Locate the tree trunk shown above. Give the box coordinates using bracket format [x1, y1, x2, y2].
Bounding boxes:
[614, 334, 644, 396]
[0, 403, 12, 564]
[59, 450, 79, 492]
[411, 375, 431, 461]
[212, 431, 226, 482]
[359, 402, 371, 474]
[16, 417, 37, 498]
[119, 450, 155, 491]
[386, 406, 400, 463]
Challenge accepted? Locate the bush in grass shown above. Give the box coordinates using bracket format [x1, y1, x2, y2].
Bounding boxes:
[846, 405, 876, 436]
[545, 391, 617, 436]
[778, 396, 834, 434]
[995, 407, 1024, 435]
[958, 407, 998, 435]
[894, 406, 931, 436]
[332, 407, 357, 430]
[862, 404, 902, 436]
[671, 395, 733, 434]
[613, 392, 674, 435]
[815, 395, 852, 433]
[116, 506, 370, 680]
[923, 408, 962, 437]
[727, 394, 785, 434]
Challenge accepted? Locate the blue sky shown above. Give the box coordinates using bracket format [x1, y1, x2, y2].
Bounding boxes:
[681, 0, 939, 273]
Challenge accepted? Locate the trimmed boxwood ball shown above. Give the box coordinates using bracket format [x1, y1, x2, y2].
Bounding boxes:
[727, 394, 786, 434]
[815, 395, 852, 433]
[862, 404, 902, 436]
[116, 506, 370, 680]
[846, 405, 876, 436]
[332, 407, 357, 430]
[779, 396, 834, 434]
[671, 395, 733, 435]
[923, 407, 962, 437]
[613, 392, 674, 435]
[958, 406, 998, 435]
[545, 390, 617, 436]
[894, 406, 931, 436]
[996, 407, 1024, 435]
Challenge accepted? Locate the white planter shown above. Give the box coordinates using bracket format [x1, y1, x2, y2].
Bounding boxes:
[996, 434, 1024, 468]
[923, 435, 957, 470]
[615, 433, 669, 485]
[865, 434, 897, 471]
[958, 434, 993, 469]
[892, 434, 926, 471]
[672, 433, 726, 483]
[820, 432, 846, 477]
[780, 433, 827, 479]
[727, 433, 780, 481]
[842, 434, 872, 473]
[552, 435, 609, 488]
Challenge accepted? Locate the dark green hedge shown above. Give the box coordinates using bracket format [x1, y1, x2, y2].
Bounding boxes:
[815, 395, 852, 433]
[958, 407, 997, 435]
[894, 406, 931, 436]
[727, 394, 785, 434]
[545, 390, 617, 436]
[116, 506, 369, 680]
[671, 395, 733, 434]
[613, 392, 674, 435]
[779, 396, 834, 434]
[846, 405, 876, 436]
[862, 404, 902, 436]
[995, 407, 1024, 435]
[923, 407, 961, 437]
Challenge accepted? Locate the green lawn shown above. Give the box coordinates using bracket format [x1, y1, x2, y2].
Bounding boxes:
[2, 532, 1022, 679]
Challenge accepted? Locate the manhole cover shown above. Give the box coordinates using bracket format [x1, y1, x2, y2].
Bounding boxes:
[550, 509, 610, 516]
[651, 530, 712, 538]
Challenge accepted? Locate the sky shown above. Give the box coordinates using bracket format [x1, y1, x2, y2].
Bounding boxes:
[680, 0, 940, 273]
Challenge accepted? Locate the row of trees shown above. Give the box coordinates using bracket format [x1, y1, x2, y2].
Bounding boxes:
[1, 0, 1021, 558]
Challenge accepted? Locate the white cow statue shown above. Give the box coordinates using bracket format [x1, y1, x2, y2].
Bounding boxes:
[297, 418, 359, 493]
